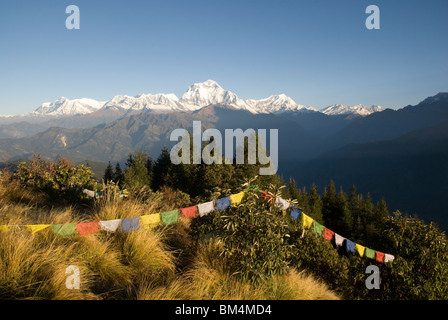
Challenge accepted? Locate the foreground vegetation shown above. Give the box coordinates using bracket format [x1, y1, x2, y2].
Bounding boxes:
[1, 150, 448, 300]
[0, 166, 337, 300]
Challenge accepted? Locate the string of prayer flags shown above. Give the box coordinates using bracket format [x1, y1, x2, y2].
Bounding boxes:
[384, 254, 395, 263]
[82, 189, 96, 198]
[181, 206, 198, 219]
[312, 221, 325, 237]
[140, 214, 161, 229]
[229, 192, 245, 206]
[335, 233, 345, 247]
[260, 191, 274, 201]
[346, 239, 356, 254]
[197, 201, 214, 217]
[375, 251, 385, 263]
[301, 213, 314, 229]
[0, 187, 395, 264]
[53, 223, 76, 238]
[99, 219, 121, 233]
[216, 197, 231, 211]
[355, 244, 366, 257]
[160, 210, 179, 226]
[26, 224, 51, 234]
[245, 185, 261, 192]
[365, 247, 376, 260]
[121, 217, 140, 233]
[323, 228, 335, 242]
[274, 197, 290, 211]
[76, 221, 99, 236]
[289, 206, 302, 220]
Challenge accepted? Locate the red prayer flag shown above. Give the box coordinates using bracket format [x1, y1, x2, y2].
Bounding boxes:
[375, 251, 385, 263]
[76, 221, 99, 236]
[181, 206, 198, 219]
[323, 228, 335, 241]
[260, 191, 274, 201]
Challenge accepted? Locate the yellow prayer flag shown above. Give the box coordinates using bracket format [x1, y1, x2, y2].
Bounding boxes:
[26, 224, 51, 234]
[0, 225, 9, 232]
[301, 214, 314, 229]
[355, 244, 366, 257]
[229, 192, 245, 206]
[140, 214, 161, 229]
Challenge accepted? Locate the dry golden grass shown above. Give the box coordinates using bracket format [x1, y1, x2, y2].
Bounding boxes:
[0, 174, 340, 300]
[182, 240, 340, 300]
[135, 239, 340, 300]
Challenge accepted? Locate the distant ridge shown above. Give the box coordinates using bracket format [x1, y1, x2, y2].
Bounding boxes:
[2, 80, 384, 120]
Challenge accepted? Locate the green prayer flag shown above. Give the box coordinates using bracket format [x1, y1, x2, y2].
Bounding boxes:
[312, 221, 325, 236]
[160, 210, 179, 226]
[245, 185, 261, 192]
[53, 223, 76, 238]
[365, 248, 376, 259]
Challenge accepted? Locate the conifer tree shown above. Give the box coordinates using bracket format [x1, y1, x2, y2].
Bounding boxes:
[286, 178, 301, 200]
[103, 161, 114, 183]
[114, 162, 124, 188]
[322, 180, 339, 228]
[308, 184, 323, 223]
[151, 146, 172, 191]
[337, 187, 352, 235]
[349, 185, 362, 237]
[286, 179, 311, 214]
[124, 151, 150, 190]
[374, 198, 389, 220]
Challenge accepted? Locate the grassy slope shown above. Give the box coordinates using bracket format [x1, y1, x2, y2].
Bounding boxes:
[0, 176, 339, 300]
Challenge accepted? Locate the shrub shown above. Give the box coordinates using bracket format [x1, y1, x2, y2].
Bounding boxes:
[12, 155, 97, 202]
[190, 185, 292, 283]
[371, 211, 448, 299]
[288, 225, 355, 298]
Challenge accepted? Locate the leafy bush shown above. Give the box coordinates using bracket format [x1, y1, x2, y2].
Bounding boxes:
[373, 211, 448, 299]
[190, 185, 291, 283]
[288, 225, 355, 298]
[13, 155, 97, 202]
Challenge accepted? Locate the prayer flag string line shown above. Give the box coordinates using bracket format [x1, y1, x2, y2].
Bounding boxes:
[0, 187, 395, 263]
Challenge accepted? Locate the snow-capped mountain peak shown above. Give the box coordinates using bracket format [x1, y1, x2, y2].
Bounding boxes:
[22, 80, 385, 118]
[246, 94, 318, 114]
[179, 79, 256, 112]
[31, 97, 106, 116]
[102, 92, 185, 113]
[321, 104, 384, 116]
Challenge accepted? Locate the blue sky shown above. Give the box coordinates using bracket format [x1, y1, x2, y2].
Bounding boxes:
[0, 0, 447, 114]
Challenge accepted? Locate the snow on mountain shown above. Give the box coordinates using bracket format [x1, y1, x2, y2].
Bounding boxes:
[101, 92, 188, 113]
[246, 94, 318, 114]
[179, 80, 317, 114]
[179, 79, 257, 113]
[21, 80, 385, 118]
[30, 97, 106, 116]
[321, 104, 384, 116]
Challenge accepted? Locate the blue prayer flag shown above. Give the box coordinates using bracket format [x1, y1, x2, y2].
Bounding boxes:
[289, 206, 302, 220]
[216, 197, 231, 211]
[122, 217, 140, 233]
[346, 239, 356, 253]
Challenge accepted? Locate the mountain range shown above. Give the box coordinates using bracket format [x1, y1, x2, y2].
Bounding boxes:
[0, 80, 382, 125]
[0, 81, 447, 230]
